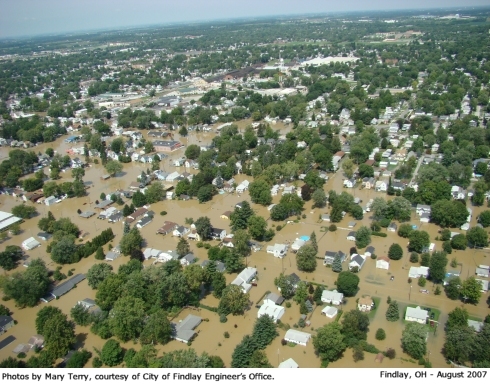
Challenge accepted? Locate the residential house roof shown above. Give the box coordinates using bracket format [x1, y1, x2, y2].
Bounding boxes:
[0, 315, 14, 329]
[284, 329, 311, 344]
[265, 292, 285, 305]
[406, 306, 428, 321]
[200, 260, 226, 272]
[278, 358, 298, 368]
[171, 314, 202, 342]
[47, 274, 86, 299]
[157, 220, 178, 234]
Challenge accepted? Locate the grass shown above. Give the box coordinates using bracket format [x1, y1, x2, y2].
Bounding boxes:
[368, 296, 381, 320]
[468, 316, 483, 322]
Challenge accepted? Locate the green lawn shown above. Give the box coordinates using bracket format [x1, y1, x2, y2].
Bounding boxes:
[368, 296, 381, 320]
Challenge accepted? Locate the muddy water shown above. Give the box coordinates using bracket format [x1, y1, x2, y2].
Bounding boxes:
[1, 124, 490, 368]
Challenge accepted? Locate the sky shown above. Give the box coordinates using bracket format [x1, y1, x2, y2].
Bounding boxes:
[0, 0, 488, 39]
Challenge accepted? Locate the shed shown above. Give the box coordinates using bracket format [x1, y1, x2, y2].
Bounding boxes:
[321, 306, 338, 319]
[284, 329, 311, 346]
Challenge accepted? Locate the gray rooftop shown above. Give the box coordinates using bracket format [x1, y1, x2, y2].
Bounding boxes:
[265, 292, 285, 305]
[48, 274, 86, 299]
[172, 314, 202, 342]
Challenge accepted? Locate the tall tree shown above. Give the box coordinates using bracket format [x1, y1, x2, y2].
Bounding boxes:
[401, 322, 428, 360]
[140, 310, 172, 345]
[43, 313, 75, 359]
[296, 244, 317, 272]
[313, 322, 347, 363]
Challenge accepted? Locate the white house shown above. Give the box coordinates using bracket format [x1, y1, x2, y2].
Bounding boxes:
[408, 266, 429, 279]
[266, 243, 288, 258]
[22, 237, 40, 251]
[343, 179, 355, 188]
[278, 358, 299, 368]
[236, 180, 250, 194]
[405, 306, 428, 324]
[291, 239, 306, 253]
[257, 299, 285, 323]
[358, 296, 375, 312]
[375, 181, 388, 192]
[322, 306, 338, 319]
[284, 329, 311, 346]
[420, 212, 430, 223]
[346, 231, 356, 241]
[173, 226, 189, 238]
[349, 254, 366, 271]
[321, 290, 344, 305]
[231, 267, 257, 293]
[44, 196, 57, 206]
[376, 256, 390, 270]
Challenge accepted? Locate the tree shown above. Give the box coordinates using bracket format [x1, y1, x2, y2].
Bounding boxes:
[444, 326, 476, 364]
[371, 197, 388, 220]
[231, 334, 258, 368]
[218, 285, 250, 316]
[0, 245, 23, 271]
[108, 296, 146, 342]
[11, 204, 36, 219]
[247, 215, 267, 241]
[473, 323, 490, 365]
[195, 216, 212, 240]
[460, 277, 482, 304]
[446, 307, 469, 331]
[401, 322, 428, 360]
[145, 182, 165, 204]
[70, 303, 92, 326]
[274, 273, 295, 299]
[176, 238, 191, 258]
[87, 263, 113, 289]
[451, 234, 467, 250]
[43, 313, 75, 359]
[50, 236, 78, 264]
[479, 210, 490, 227]
[296, 244, 317, 272]
[211, 272, 227, 298]
[95, 246, 105, 261]
[336, 271, 359, 297]
[105, 160, 123, 176]
[233, 229, 251, 257]
[398, 223, 413, 238]
[332, 254, 343, 272]
[248, 350, 273, 368]
[36, 306, 64, 335]
[466, 227, 488, 248]
[313, 322, 347, 362]
[252, 315, 278, 349]
[312, 188, 327, 208]
[100, 339, 124, 367]
[430, 200, 469, 228]
[293, 282, 308, 305]
[445, 277, 461, 300]
[2, 259, 50, 308]
[132, 191, 147, 207]
[385, 301, 400, 322]
[310, 232, 318, 254]
[249, 179, 272, 205]
[66, 349, 92, 368]
[388, 243, 403, 260]
[140, 310, 172, 345]
[429, 251, 448, 284]
[375, 328, 386, 340]
[408, 230, 430, 253]
[343, 159, 354, 178]
[95, 275, 125, 311]
[387, 197, 412, 222]
[185, 144, 201, 160]
[197, 185, 213, 203]
[119, 227, 143, 255]
[355, 226, 371, 249]
[341, 309, 370, 347]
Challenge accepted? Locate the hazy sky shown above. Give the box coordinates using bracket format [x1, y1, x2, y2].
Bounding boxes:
[0, 0, 488, 39]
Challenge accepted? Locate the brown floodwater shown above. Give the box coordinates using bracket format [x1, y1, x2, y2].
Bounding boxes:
[1, 122, 489, 368]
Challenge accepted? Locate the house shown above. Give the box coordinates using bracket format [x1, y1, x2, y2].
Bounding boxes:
[105, 251, 120, 261]
[468, 319, 484, 332]
[107, 211, 123, 223]
[180, 253, 195, 266]
[452, 186, 466, 200]
[143, 248, 163, 260]
[221, 211, 232, 220]
[222, 235, 234, 248]
[211, 227, 226, 240]
[278, 358, 299, 368]
[171, 314, 201, 343]
[476, 266, 489, 278]
[405, 306, 428, 324]
[416, 204, 431, 216]
[42, 274, 86, 302]
[27, 334, 45, 349]
[409, 266, 429, 278]
[365, 246, 375, 257]
[266, 243, 288, 258]
[0, 315, 14, 334]
[231, 267, 257, 293]
[392, 182, 405, 191]
[376, 256, 390, 270]
[94, 199, 114, 210]
[77, 298, 97, 309]
[166, 171, 181, 182]
[257, 299, 285, 323]
[321, 214, 331, 222]
[387, 223, 397, 232]
[346, 231, 356, 241]
[79, 211, 96, 219]
[200, 260, 226, 273]
[343, 179, 355, 188]
[321, 290, 344, 305]
[420, 212, 430, 223]
[322, 306, 338, 319]
[153, 140, 182, 152]
[173, 226, 189, 238]
[37, 232, 52, 241]
[136, 216, 152, 229]
[362, 177, 375, 190]
[475, 279, 488, 292]
[157, 221, 178, 235]
[22, 237, 40, 251]
[264, 292, 285, 305]
[375, 181, 387, 192]
[126, 207, 149, 224]
[187, 228, 201, 241]
[324, 251, 347, 266]
[291, 238, 306, 253]
[349, 254, 366, 271]
[284, 329, 311, 346]
[358, 296, 375, 312]
[44, 196, 57, 206]
[236, 180, 250, 194]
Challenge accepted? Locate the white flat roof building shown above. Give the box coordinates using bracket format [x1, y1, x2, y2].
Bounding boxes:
[22, 237, 40, 251]
[284, 329, 311, 346]
[257, 300, 285, 323]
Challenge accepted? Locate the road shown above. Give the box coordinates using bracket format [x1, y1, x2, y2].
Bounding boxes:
[409, 151, 425, 187]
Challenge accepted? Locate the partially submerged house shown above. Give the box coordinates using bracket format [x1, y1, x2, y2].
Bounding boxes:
[231, 267, 257, 293]
[171, 314, 202, 344]
[324, 250, 347, 266]
[257, 299, 285, 323]
[408, 266, 429, 279]
[284, 329, 311, 346]
[321, 290, 344, 305]
[278, 358, 299, 368]
[405, 306, 428, 324]
[41, 274, 86, 302]
[266, 243, 288, 258]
